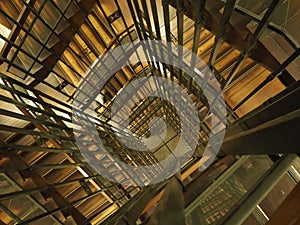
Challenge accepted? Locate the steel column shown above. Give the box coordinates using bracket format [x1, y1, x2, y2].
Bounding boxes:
[223, 0, 282, 88]
[188, 0, 206, 91]
[102, 183, 166, 225]
[208, 0, 236, 66]
[5, 152, 90, 224]
[221, 109, 300, 155]
[232, 47, 300, 112]
[28, 0, 96, 87]
[222, 154, 298, 225]
[168, 0, 280, 71]
[144, 175, 185, 225]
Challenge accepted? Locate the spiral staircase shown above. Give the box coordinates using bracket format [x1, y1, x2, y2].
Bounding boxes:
[0, 0, 299, 224]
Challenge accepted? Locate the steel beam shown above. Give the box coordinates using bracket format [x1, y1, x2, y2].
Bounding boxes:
[184, 156, 234, 206]
[150, 0, 168, 77]
[0, 162, 87, 173]
[208, 0, 236, 66]
[225, 80, 300, 138]
[222, 154, 298, 225]
[0, 0, 37, 59]
[144, 176, 185, 225]
[188, 0, 206, 91]
[0, 175, 112, 201]
[0, 203, 22, 223]
[185, 155, 250, 216]
[176, 0, 185, 85]
[0, 144, 77, 154]
[0, 2, 83, 86]
[102, 183, 166, 225]
[223, 0, 282, 88]
[221, 109, 300, 155]
[125, 0, 143, 40]
[1, 173, 64, 224]
[162, 0, 175, 79]
[168, 0, 280, 71]
[5, 152, 90, 224]
[28, 0, 96, 87]
[7, 0, 48, 71]
[141, 0, 162, 72]
[17, 187, 109, 225]
[0, 73, 128, 137]
[232, 47, 300, 112]
[233, 4, 299, 49]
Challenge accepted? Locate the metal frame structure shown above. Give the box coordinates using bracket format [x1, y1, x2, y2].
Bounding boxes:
[0, 0, 299, 224]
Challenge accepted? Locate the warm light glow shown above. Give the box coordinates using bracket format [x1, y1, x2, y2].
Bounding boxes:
[0, 23, 11, 52]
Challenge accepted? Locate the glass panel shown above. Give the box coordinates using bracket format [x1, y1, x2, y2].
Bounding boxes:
[39, 0, 61, 29]
[22, 35, 42, 58]
[186, 155, 274, 225]
[46, 33, 59, 48]
[65, 2, 79, 19]
[14, 51, 34, 72]
[55, 18, 68, 34]
[30, 61, 43, 74]
[52, 0, 72, 12]
[234, 0, 272, 15]
[31, 18, 51, 43]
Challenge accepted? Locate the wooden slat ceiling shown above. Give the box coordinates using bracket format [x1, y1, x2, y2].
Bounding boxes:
[0, 0, 299, 224]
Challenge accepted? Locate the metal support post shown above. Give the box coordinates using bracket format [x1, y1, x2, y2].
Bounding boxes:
[222, 154, 298, 225]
